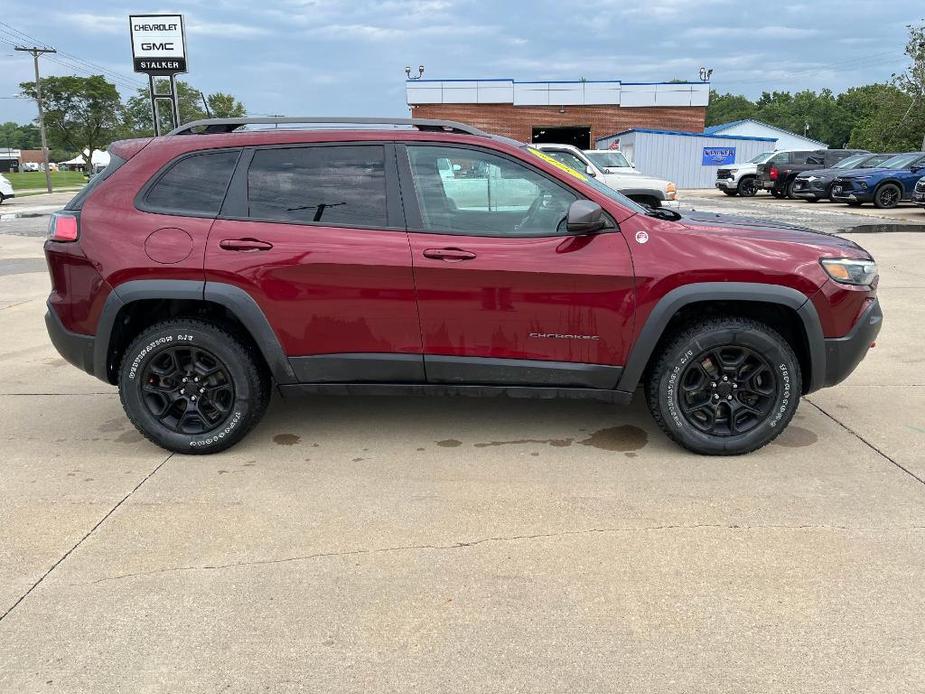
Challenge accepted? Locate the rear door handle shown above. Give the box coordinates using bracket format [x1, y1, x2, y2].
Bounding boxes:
[219, 238, 273, 252]
[422, 247, 476, 261]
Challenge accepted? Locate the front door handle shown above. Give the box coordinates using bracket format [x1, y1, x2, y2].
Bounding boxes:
[422, 247, 476, 262]
[219, 238, 273, 252]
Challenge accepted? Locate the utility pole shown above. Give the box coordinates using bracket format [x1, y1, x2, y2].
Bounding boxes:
[15, 46, 56, 194]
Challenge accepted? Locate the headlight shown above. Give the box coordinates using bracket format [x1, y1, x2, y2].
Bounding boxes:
[806, 176, 817, 182]
[821, 258, 878, 286]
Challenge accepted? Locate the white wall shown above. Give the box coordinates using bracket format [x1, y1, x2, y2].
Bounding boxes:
[716, 122, 827, 151]
[596, 132, 776, 189]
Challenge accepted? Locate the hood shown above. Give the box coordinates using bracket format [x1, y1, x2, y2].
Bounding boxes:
[604, 172, 669, 190]
[677, 209, 865, 252]
[795, 166, 848, 179]
[833, 167, 890, 180]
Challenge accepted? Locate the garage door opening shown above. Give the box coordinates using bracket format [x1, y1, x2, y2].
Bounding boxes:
[531, 126, 591, 149]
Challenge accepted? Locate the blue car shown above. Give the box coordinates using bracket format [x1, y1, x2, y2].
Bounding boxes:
[831, 152, 925, 208]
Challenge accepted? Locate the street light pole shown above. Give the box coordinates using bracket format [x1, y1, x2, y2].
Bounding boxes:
[15, 46, 57, 194]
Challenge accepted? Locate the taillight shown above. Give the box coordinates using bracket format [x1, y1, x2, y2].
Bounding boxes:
[769, 166, 779, 181]
[48, 212, 79, 242]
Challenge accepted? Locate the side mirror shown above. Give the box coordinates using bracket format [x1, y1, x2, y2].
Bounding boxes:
[585, 164, 597, 177]
[566, 200, 607, 234]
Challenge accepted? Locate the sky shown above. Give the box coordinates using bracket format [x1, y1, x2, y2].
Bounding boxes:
[0, 0, 920, 125]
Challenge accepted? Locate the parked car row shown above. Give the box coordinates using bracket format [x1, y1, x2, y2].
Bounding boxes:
[717, 148, 925, 210]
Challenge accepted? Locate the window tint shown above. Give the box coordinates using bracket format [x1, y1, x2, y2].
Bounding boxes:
[144, 150, 239, 215]
[407, 146, 577, 237]
[247, 145, 387, 227]
[770, 152, 790, 164]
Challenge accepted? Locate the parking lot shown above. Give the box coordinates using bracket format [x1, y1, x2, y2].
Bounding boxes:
[1, 191, 924, 691]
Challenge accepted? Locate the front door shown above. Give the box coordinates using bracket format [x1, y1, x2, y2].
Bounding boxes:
[400, 143, 635, 389]
[205, 143, 423, 383]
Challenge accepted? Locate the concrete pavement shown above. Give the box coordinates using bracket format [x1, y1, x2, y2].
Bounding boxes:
[0, 207, 923, 692]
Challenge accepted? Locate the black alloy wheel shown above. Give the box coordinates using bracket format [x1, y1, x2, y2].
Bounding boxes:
[737, 177, 757, 197]
[676, 345, 777, 436]
[140, 345, 235, 435]
[874, 183, 901, 209]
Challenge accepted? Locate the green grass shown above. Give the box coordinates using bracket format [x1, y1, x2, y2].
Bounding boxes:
[3, 171, 86, 191]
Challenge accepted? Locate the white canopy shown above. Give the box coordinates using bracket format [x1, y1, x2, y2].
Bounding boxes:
[60, 149, 110, 167]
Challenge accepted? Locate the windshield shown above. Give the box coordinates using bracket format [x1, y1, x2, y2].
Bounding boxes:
[585, 151, 631, 169]
[525, 146, 648, 215]
[833, 154, 869, 169]
[748, 152, 774, 164]
[543, 149, 590, 172]
[878, 153, 921, 170]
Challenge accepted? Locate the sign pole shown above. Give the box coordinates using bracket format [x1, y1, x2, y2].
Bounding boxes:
[148, 74, 160, 136]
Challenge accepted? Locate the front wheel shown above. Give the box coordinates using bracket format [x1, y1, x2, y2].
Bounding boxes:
[737, 177, 757, 197]
[645, 318, 802, 455]
[119, 320, 271, 454]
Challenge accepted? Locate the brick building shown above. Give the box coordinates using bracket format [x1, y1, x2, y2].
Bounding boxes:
[407, 79, 709, 148]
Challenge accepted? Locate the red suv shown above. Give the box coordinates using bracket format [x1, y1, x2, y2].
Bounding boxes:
[44, 117, 882, 455]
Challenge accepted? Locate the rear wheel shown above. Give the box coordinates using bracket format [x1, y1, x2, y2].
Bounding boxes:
[737, 177, 757, 197]
[119, 319, 271, 454]
[770, 188, 785, 199]
[874, 183, 901, 209]
[645, 317, 801, 455]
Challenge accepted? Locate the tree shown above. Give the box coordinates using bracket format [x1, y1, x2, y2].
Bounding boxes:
[0, 121, 41, 150]
[893, 20, 925, 150]
[705, 90, 756, 126]
[206, 92, 246, 118]
[122, 80, 247, 136]
[19, 75, 121, 167]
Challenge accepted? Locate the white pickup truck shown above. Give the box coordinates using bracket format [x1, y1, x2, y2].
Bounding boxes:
[713, 151, 774, 197]
[533, 143, 677, 207]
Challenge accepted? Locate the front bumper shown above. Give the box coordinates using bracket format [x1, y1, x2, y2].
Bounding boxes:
[823, 299, 882, 388]
[913, 189, 925, 207]
[831, 185, 874, 203]
[715, 179, 736, 191]
[45, 303, 95, 376]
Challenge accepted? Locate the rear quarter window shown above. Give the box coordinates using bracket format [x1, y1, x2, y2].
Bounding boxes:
[141, 149, 241, 216]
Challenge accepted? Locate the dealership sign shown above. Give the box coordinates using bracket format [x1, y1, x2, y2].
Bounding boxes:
[702, 147, 736, 166]
[129, 14, 187, 74]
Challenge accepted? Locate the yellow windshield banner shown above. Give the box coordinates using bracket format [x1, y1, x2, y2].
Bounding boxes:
[527, 147, 588, 182]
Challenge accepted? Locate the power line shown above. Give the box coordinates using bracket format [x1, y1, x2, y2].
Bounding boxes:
[0, 22, 144, 90]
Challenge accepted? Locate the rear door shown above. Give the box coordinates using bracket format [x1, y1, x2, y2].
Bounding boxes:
[205, 142, 423, 383]
[399, 143, 635, 389]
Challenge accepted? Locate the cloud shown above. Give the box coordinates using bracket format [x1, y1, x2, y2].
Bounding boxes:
[59, 12, 125, 35]
[186, 20, 271, 38]
[683, 25, 820, 39]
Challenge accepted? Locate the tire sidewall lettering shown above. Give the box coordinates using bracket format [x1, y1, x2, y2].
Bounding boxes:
[128, 333, 196, 381]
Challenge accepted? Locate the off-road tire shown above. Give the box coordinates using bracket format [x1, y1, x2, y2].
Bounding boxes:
[645, 317, 802, 455]
[119, 319, 271, 454]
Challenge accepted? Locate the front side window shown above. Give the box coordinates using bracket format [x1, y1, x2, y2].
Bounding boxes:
[407, 145, 577, 237]
[144, 150, 240, 215]
[770, 152, 790, 164]
[247, 145, 387, 227]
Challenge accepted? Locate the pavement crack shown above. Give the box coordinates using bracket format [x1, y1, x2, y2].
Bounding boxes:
[89, 523, 924, 585]
[0, 452, 174, 624]
[806, 398, 925, 487]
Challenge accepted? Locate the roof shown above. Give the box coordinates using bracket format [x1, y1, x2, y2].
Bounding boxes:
[597, 127, 776, 142]
[703, 118, 827, 147]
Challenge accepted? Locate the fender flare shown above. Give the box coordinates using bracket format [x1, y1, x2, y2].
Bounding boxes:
[95, 279, 296, 385]
[615, 282, 826, 395]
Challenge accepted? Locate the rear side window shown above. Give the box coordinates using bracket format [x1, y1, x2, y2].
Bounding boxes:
[65, 154, 126, 210]
[246, 145, 387, 227]
[143, 150, 239, 216]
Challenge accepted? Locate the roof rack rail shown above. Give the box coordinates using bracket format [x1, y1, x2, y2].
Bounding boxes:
[167, 116, 488, 137]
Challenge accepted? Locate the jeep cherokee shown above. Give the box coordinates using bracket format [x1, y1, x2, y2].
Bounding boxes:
[44, 117, 882, 456]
